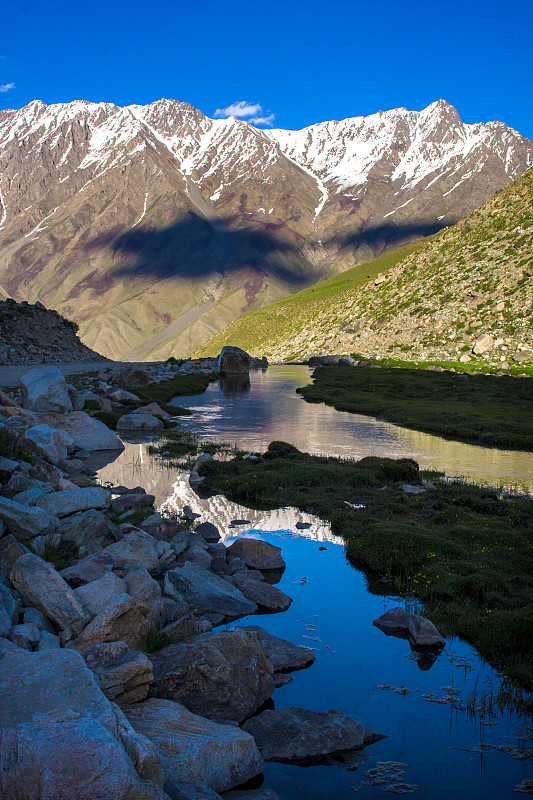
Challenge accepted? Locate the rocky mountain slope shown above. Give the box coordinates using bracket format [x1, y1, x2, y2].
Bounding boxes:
[193, 168, 533, 368]
[0, 98, 531, 360]
[0, 298, 105, 365]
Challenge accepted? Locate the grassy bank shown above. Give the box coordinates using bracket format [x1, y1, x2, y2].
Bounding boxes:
[199, 442, 533, 691]
[297, 366, 533, 450]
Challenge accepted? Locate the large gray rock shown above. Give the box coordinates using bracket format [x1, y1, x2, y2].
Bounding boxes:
[125, 566, 165, 628]
[473, 333, 494, 355]
[10, 553, 89, 633]
[36, 410, 125, 451]
[125, 698, 263, 792]
[163, 562, 256, 620]
[106, 530, 161, 575]
[117, 414, 164, 432]
[226, 538, 285, 572]
[57, 509, 118, 553]
[20, 366, 73, 413]
[60, 550, 115, 588]
[0, 648, 165, 799]
[82, 641, 154, 704]
[195, 521, 220, 543]
[23, 423, 73, 463]
[10, 621, 41, 650]
[111, 492, 156, 514]
[218, 346, 251, 374]
[0, 455, 19, 480]
[72, 593, 152, 651]
[242, 707, 385, 765]
[242, 626, 316, 673]
[0, 495, 58, 540]
[373, 607, 445, 648]
[149, 629, 275, 723]
[0, 533, 31, 573]
[74, 572, 127, 617]
[36, 486, 111, 518]
[232, 577, 292, 612]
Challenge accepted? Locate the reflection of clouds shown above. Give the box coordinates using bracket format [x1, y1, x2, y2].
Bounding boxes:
[98, 442, 342, 545]
[174, 366, 533, 493]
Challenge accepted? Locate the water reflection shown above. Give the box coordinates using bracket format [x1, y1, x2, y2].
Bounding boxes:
[171, 366, 533, 493]
[220, 373, 251, 395]
[97, 442, 342, 545]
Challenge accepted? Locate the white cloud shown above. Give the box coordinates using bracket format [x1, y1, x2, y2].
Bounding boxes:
[248, 113, 276, 127]
[213, 100, 275, 127]
[0, 82, 15, 93]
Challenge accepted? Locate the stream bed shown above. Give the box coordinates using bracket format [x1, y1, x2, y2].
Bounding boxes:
[97, 366, 532, 799]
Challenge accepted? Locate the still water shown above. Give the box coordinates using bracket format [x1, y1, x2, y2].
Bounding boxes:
[172, 365, 533, 493]
[97, 366, 532, 799]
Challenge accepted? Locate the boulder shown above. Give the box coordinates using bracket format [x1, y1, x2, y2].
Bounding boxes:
[56, 509, 118, 553]
[10, 622, 41, 650]
[112, 364, 151, 387]
[132, 403, 171, 419]
[0, 648, 165, 799]
[232, 577, 292, 612]
[74, 572, 127, 617]
[226, 538, 285, 572]
[218, 346, 251, 374]
[72, 593, 153, 651]
[125, 566, 165, 628]
[373, 607, 445, 648]
[0, 496, 58, 540]
[158, 612, 199, 644]
[117, 414, 164, 432]
[0, 455, 20, 480]
[23, 424, 73, 463]
[0, 534, 31, 573]
[106, 530, 161, 575]
[242, 626, 316, 673]
[10, 553, 89, 633]
[82, 641, 154, 704]
[60, 551, 115, 588]
[149, 629, 275, 723]
[473, 333, 494, 355]
[242, 707, 385, 765]
[111, 492, 156, 514]
[36, 630, 61, 650]
[338, 355, 358, 367]
[20, 365, 73, 413]
[36, 486, 110, 518]
[109, 389, 142, 403]
[195, 521, 220, 543]
[35, 410, 125, 451]
[125, 698, 263, 792]
[163, 562, 257, 620]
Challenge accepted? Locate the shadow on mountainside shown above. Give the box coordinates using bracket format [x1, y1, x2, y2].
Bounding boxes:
[83, 212, 312, 287]
[325, 220, 449, 254]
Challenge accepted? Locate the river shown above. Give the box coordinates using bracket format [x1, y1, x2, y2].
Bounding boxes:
[97, 366, 532, 799]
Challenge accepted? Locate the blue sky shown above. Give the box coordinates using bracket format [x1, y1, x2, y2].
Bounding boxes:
[1, 0, 532, 137]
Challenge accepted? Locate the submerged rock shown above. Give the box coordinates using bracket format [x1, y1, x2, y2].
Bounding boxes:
[373, 607, 445, 649]
[226, 538, 285, 572]
[241, 707, 385, 765]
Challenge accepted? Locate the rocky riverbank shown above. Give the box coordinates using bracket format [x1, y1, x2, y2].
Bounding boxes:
[0, 362, 386, 799]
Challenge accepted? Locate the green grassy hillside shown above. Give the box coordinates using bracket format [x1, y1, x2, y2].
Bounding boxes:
[193, 168, 533, 368]
[192, 238, 428, 359]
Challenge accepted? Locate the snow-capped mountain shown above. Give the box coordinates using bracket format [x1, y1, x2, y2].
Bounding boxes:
[0, 98, 531, 360]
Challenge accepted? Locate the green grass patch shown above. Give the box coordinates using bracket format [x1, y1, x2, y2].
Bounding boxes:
[297, 366, 533, 450]
[145, 628, 171, 654]
[199, 442, 533, 688]
[116, 373, 216, 406]
[93, 411, 123, 431]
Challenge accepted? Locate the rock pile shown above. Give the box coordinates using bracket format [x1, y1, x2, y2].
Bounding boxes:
[0, 298, 105, 365]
